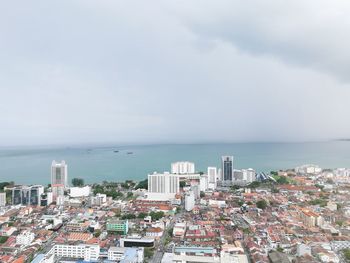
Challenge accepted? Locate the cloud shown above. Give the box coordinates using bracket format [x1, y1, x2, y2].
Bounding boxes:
[0, 1, 349, 145]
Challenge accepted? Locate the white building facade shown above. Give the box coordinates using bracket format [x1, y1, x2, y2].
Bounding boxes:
[185, 191, 195, 212]
[51, 160, 68, 202]
[207, 167, 217, 189]
[171, 162, 195, 174]
[0, 192, 6, 206]
[70, 186, 91, 197]
[147, 172, 180, 200]
[16, 231, 35, 246]
[50, 244, 100, 261]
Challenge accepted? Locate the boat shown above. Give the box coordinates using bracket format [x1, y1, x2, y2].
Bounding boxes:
[127, 152, 133, 154]
[114, 150, 119, 153]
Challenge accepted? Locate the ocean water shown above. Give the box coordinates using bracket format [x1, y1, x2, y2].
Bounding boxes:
[0, 142, 350, 185]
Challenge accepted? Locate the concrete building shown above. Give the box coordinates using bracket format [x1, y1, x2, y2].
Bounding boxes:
[40, 192, 53, 206]
[171, 162, 195, 174]
[108, 247, 144, 262]
[199, 174, 208, 192]
[51, 160, 68, 202]
[185, 191, 195, 212]
[90, 193, 107, 206]
[297, 244, 311, 257]
[16, 231, 35, 246]
[0, 192, 6, 206]
[70, 186, 91, 197]
[327, 201, 338, 211]
[147, 172, 180, 200]
[207, 167, 217, 189]
[145, 227, 164, 238]
[49, 244, 99, 261]
[233, 169, 244, 181]
[243, 168, 256, 183]
[120, 235, 155, 247]
[299, 208, 324, 227]
[31, 254, 55, 263]
[107, 219, 129, 235]
[172, 246, 220, 263]
[222, 156, 234, 182]
[12, 185, 44, 206]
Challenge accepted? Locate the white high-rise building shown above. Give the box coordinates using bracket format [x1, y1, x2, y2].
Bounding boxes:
[171, 162, 195, 174]
[51, 160, 68, 202]
[243, 168, 256, 184]
[207, 167, 217, 189]
[217, 168, 222, 181]
[185, 191, 195, 212]
[0, 192, 6, 206]
[199, 174, 208, 192]
[147, 172, 180, 200]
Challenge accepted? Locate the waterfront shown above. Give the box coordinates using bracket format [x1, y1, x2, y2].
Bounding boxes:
[0, 141, 350, 185]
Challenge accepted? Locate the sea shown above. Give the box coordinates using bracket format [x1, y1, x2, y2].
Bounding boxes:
[0, 141, 350, 185]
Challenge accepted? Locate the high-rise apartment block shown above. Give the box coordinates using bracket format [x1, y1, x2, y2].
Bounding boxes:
[51, 160, 68, 202]
[147, 172, 180, 200]
[171, 162, 195, 174]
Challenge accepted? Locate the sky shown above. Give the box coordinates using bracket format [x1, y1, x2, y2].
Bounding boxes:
[0, 0, 350, 146]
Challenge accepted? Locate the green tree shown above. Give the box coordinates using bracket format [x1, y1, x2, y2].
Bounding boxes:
[138, 212, 148, 219]
[94, 230, 101, 238]
[121, 213, 136, 220]
[149, 211, 165, 221]
[343, 249, 350, 260]
[271, 187, 279, 193]
[256, 199, 268, 210]
[72, 178, 84, 187]
[168, 227, 173, 237]
[276, 176, 289, 184]
[0, 182, 14, 191]
[337, 203, 342, 211]
[200, 191, 205, 198]
[144, 248, 154, 259]
[121, 182, 130, 189]
[180, 181, 186, 188]
[135, 179, 148, 190]
[247, 181, 260, 188]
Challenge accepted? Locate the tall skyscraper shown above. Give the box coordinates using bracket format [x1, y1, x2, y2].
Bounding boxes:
[51, 160, 68, 202]
[222, 156, 234, 182]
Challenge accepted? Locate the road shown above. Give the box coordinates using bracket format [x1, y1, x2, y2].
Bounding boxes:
[150, 212, 181, 263]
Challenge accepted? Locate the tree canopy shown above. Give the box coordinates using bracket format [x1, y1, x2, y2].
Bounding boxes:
[256, 199, 268, 210]
[72, 178, 84, 187]
[135, 179, 148, 190]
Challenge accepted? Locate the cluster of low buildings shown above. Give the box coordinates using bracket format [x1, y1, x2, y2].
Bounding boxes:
[1, 160, 350, 263]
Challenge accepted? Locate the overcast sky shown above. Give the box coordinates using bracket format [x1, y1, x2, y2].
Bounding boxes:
[1, 1, 350, 146]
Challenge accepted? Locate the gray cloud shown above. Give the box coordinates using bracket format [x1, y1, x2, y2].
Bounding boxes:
[0, 0, 349, 146]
